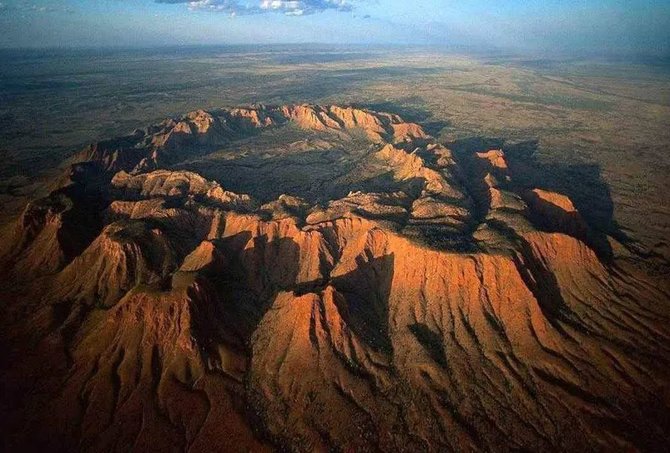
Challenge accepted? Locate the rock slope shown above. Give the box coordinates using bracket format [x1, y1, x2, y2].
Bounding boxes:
[1, 104, 669, 452]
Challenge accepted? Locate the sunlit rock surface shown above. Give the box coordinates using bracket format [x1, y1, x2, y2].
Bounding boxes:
[1, 104, 669, 451]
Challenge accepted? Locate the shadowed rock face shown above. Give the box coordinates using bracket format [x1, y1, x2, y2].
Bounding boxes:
[1, 104, 669, 452]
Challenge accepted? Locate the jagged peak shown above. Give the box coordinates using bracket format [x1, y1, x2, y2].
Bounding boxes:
[111, 169, 256, 211]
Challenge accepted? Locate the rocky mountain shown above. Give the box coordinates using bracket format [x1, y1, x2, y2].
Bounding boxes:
[1, 104, 669, 451]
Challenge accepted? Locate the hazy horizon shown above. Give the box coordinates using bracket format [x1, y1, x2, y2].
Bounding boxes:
[2, 43, 670, 66]
[1, 0, 669, 57]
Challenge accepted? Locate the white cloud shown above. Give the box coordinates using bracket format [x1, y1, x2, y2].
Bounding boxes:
[156, 0, 353, 16]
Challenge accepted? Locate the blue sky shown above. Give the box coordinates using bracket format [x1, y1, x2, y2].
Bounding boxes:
[0, 0, 668, 55]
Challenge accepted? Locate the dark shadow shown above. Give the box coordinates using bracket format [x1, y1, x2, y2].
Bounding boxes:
[448, 136, 629, 261]
[73, 133, 153, 174]
[57, 175, 111, 261]
[347, 172, 427, 201]
[512, 231, 586, 331]
[3, 162, 112, 277]
[503, 141, 617, 233]
[447, 137, 506, 233]
[328, 253, 395, 353]
[408, 323, 448, 368]
[189, 231, 395, 355]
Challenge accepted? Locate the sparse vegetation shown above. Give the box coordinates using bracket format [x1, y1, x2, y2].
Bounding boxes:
[1, 46, 668, 264]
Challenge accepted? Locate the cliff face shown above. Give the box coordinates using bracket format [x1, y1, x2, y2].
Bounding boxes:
[1, 104, 669, 452]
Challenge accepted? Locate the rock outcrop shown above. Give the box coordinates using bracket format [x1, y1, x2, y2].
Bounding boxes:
[1, 105, 669, 452]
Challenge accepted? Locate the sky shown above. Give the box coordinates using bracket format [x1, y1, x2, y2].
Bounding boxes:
[0, 0, 669, 55]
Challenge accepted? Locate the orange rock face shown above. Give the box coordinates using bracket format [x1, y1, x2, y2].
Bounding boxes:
[476, 148, 508, 169]
[1, 105, 669, 452]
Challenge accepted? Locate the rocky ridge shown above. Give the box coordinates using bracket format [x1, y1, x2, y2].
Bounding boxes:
[1, 104, 669, 452]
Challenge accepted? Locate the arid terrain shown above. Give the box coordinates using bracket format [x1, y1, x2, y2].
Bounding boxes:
[1, 47, 669, 270]
[1, 47, 669, 451]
